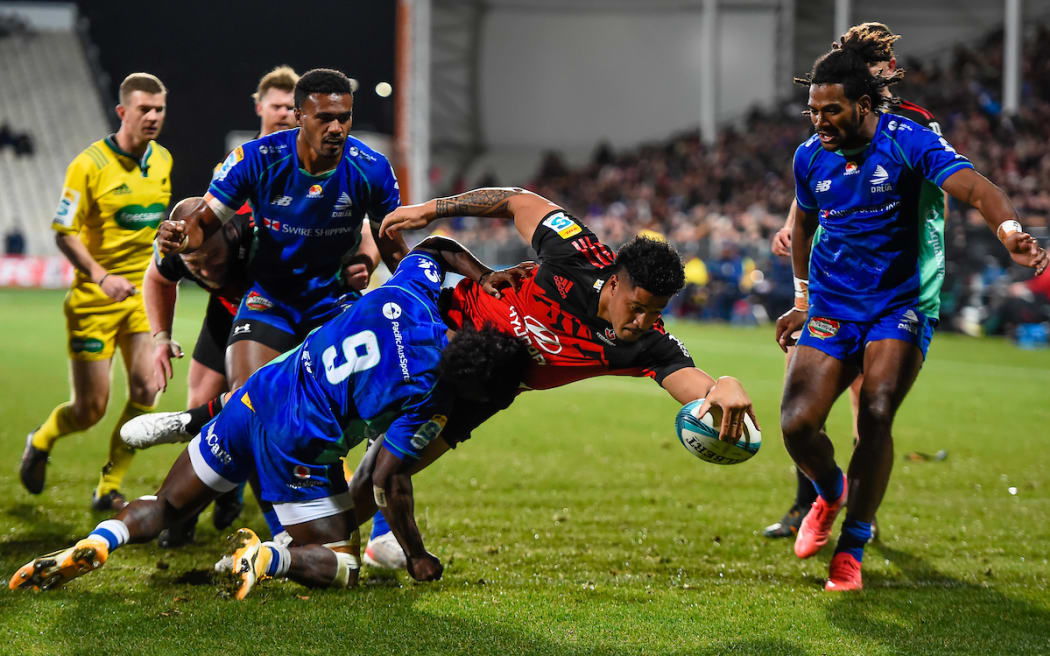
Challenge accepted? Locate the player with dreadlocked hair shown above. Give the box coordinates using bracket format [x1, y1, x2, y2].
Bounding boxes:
[776, 42, 1046, 591]
[763, 23, 944, 542]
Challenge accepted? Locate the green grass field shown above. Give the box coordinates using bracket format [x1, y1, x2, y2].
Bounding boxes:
[1, 287, 1048, 655]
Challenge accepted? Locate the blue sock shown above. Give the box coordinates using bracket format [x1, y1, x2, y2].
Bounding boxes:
[262, 542, 290, 577]
[262, 507, 283, 540]
[812, 466, 844, 503]
[834, 516, 871, 562]
[89, 519, 129, 552]
[370, 510, 391, 540]
[234, 481, 246, 503]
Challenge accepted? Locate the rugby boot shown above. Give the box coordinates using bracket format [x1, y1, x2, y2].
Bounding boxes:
[825, 551, 863, 591]
[364, 531, 407, 570]
[762, 502, 808, 538]
[91, 489, 128, 512]
[232, 528, 272, 600]
[9, 537, 109, 591]
[794, 472, 847, 559]
[120, 411, 192, 449]
[19, 431, 49, 494]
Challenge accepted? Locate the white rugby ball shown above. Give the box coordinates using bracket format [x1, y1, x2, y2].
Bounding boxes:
[675, 398, 760, 465]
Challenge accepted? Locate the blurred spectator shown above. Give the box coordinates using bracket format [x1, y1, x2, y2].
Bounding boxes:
[5, 226, 26, 256]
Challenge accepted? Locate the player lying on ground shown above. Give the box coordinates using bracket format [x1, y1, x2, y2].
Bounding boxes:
[9, 238, 528, 598]
[778, 45, 1047, 591]
[355, 186, 759, 569]
[135, 197, 376, 547]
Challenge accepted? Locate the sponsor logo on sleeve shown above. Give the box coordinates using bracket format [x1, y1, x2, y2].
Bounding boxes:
[53, 188, 81, 227]
[382, 302, 402, 319]
[807, 317, 840, 339]
[410, 415, 448, 452]
[542, 212, 582, 239]
[245, 291, 273, 311]
[213, 147, 243, 182]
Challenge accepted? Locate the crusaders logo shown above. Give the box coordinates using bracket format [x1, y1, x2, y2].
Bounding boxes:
[807, 317, 840, 339]
[553, 275, 574, 299]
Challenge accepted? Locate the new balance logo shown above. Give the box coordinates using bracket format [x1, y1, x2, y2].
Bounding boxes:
[271, 195, 293, 206]
[870, 165, 889, 185]
[553, 275, 574, 299]
[332, 192, 353, 218]
[815, 180, 832, 192]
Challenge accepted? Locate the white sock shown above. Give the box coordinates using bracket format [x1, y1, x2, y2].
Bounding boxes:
[89, 519, 130, 551]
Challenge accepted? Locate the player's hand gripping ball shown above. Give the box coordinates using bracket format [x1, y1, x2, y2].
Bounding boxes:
[675, 398, 760, 465]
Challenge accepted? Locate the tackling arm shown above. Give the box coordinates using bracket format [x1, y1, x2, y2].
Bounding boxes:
[379, 187, 562, 245]
[941, 169, 1048, 274]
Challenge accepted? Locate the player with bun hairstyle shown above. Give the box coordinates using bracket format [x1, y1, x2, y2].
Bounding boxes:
[763, 22, 948, 540]
[779, 44, 1046, 591]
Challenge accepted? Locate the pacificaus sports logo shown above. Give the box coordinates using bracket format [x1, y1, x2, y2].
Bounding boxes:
[808, 317, 839, 339]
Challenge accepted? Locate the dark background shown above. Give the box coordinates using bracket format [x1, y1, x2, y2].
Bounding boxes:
[69, 0, 396, 201]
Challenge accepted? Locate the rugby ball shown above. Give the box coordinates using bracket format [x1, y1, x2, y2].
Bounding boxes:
[675, 398, 760, 465]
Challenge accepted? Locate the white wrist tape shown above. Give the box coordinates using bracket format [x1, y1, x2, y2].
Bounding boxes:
[793, 276, 809, 298]
[997, 219, 1022, 242]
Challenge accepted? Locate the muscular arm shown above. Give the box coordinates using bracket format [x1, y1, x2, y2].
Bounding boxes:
[371, 447, 442, 581]
[941, 168, 1048, 273]
[662, 368, 759, 440]
[156, 196, 222, 255]
[790, 207, 818, 281]
[142, 259, 179, 337]
[379, 187, 562, 245]
[369, 218, 410, 273]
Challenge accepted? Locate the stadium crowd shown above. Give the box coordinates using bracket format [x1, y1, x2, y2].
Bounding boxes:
[438, 23, 1050, 343]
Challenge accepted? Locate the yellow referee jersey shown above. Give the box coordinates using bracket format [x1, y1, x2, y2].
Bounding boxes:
[51, 135, 172, 288]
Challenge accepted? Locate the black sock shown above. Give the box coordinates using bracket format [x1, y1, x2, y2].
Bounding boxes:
[794, 466, 817, 508]
[185, 394, 225, 435]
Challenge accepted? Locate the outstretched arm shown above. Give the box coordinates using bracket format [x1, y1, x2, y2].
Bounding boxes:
[774, 207, 818, 352]
[941, 168, 1048, 274]
[379, 187, 562, 245]
[661, 368, 759, 441]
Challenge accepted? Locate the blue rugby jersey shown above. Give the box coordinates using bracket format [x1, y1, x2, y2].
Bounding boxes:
[207, 129, 400, 307]
[242, 251, 451, 466]
[793, 113, 973, 321]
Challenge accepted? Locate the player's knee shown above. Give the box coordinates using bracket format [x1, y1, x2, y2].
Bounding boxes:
[71, 396, 107, 427]
[128, 372, 159, 404]
[780, 404, 819, 445]
[857, 394, 895, 436]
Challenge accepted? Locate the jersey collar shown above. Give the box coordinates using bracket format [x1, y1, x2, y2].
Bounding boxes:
[104, 134, 153, 175]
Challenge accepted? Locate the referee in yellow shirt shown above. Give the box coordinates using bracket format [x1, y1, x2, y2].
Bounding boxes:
[20, 73, 173, 510]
